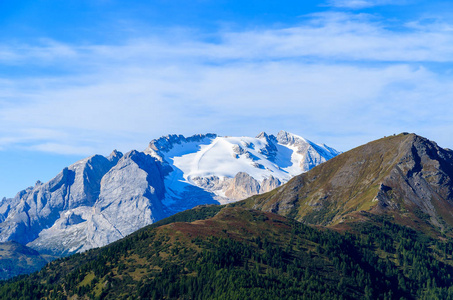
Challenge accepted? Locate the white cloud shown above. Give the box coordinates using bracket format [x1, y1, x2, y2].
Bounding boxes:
[3, 13, 453, 66]
[1, 12, 453, 154]
[326, 0, 407, 9]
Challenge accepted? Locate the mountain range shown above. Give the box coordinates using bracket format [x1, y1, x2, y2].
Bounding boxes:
[2, 133, 453, 299]
[0, 131, 339, 258]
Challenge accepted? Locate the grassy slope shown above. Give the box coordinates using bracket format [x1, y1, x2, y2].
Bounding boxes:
[238, 133, 453, 240]
[2, 205, 453, 299]
[239, 134, 411, 223]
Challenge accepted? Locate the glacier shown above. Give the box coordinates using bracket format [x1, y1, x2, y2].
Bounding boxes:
[0, 130, 339, 255]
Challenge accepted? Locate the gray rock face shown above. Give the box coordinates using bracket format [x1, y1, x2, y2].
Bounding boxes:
[374, 134, 453, 229]
[261, 176, 282, 193]
[225, 172, 261, 199]
[0, 131, 339, 257]
[96, 150, 166, 236]
[0, 154, 118, 246]
[221, 173, 282, 200]
[27, 150, 167, 255]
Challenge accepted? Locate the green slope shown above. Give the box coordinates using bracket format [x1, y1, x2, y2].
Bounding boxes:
[2, 205, 453, 299]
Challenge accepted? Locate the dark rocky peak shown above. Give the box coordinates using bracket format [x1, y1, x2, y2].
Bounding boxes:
[394, 134, 453, 177]
[388, 134, 453, 201]
[148, 133, 217, 153]
[256, 132, 278, 159]
[185, 133, 217, 143]
[108, 149, 123, 163]
[148, 134, 185, 152]
[255, 131, 278, 143]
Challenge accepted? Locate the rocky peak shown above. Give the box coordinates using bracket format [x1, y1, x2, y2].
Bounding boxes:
[123, 149, 139, 160]
[255, 131, 269, 139]
[275, 130, 339, 171]
[108, 149, 123, 163]
[244, 133, 453, 234]
[255, 131, 277, 142]
[0, 153, 118, 246]
[276, 130, 305, 145]
[0, 130, 339, 257]
[256, 132, 278, 160]
[148, 133, 217, 153]
[261, 176, 282, 193]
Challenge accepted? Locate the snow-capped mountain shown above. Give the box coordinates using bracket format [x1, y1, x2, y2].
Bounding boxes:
[0, 131, 339, 255]
[145, 131, 339, 209]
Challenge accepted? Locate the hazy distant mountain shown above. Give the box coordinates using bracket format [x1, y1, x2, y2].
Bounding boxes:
[0, 241, 54, 280]
[0, 131, 339, 256]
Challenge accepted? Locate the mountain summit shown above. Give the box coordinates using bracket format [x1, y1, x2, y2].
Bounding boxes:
[0, 131, 338, 256]
[145, 130, 339, 208]
[242, 133, 453, 234]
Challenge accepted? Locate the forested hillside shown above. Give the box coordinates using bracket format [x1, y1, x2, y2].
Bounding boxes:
[2, 205, 453, 299]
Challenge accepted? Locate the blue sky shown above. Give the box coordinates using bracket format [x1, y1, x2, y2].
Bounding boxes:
[1, 0, 453, 197]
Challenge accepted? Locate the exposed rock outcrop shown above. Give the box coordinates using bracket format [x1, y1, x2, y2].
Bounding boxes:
[224, 172, 261, 199]
[0, 131, 339, 256]
[0, 154, 119, 246]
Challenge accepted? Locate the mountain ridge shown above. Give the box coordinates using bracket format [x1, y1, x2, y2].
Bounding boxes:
[0, 130, 338, 258]
[3, 133, 453, 299]
[238, 132, 453, 236]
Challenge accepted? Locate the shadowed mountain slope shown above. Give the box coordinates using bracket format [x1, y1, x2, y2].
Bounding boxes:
[0, 242, 55, 280]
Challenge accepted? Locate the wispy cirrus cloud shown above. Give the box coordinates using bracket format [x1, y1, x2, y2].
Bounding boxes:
[2, 12, 453, 67]
[326, 0, 408, 9]
[1, 12, 453, 155]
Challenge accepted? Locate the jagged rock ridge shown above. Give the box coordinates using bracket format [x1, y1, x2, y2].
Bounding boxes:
[0, 131, 339, 256]
[145, 130, 340, 207]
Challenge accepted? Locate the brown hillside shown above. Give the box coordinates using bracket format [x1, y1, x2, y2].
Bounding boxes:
[238, 133, 453, 235]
